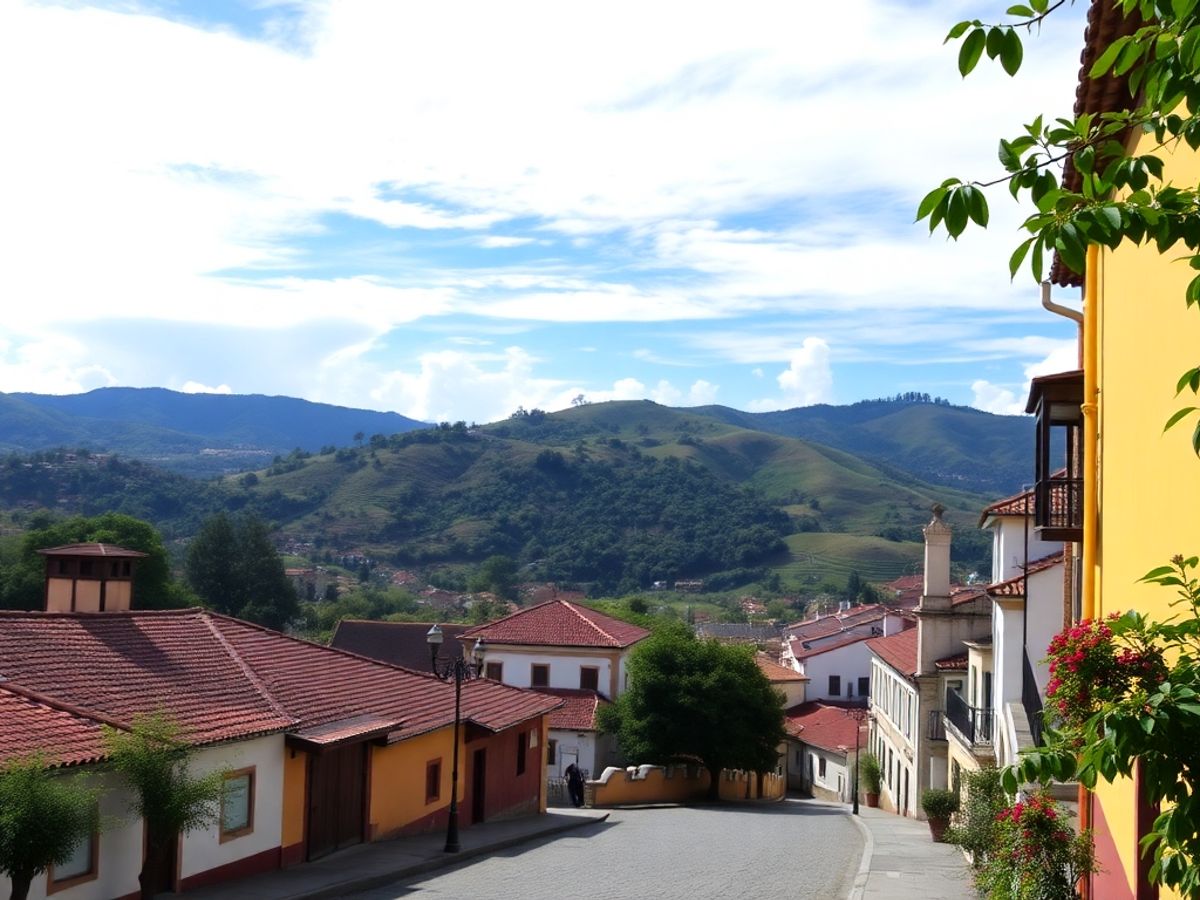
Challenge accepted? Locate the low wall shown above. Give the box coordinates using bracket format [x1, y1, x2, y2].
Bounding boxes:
[589, 765, 785, 807]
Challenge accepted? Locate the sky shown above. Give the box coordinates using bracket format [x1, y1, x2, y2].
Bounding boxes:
[0, 0, 1090, 425]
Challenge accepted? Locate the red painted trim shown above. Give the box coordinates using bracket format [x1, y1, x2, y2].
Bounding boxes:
[1135, 763, 1160, 900]
[178, 846, 280, 892]
[281, 842, 305, 868]
[1090, 793, 1135, 900]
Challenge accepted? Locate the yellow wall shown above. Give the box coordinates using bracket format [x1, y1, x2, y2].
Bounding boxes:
[368, 726, 456, 839]
[282, 749, 307, 850]
[590, 765, 784, 807]
[1091, 128, 1200, 900]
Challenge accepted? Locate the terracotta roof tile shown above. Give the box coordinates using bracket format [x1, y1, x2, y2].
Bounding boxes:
[866, 628, 918, 679]
[0, 684, 110, 768]
[785, 604, 891, 642]
[934, 653, 969, 671]
[462, 600, 649, 649]
[36, 543, 148, 558]
[330, 620, 470, 673]
[784, 702, 868, 755]
[987, 552, 1065, 598]
[532, 688, 607, 731]
[755, 653, 807, 682]
[949, 586, 990, 608]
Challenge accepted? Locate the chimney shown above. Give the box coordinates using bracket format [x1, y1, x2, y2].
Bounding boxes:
[37, 543, 147, 612]
[920, 503, 952, 610]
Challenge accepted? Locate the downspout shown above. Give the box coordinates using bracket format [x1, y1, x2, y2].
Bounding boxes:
[1079, 243, 1102, 900]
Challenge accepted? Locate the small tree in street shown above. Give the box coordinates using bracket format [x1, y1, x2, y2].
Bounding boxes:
[598, 624, 786, 800]
[104, 713, 226, 900]
[0, 756, 99, 900]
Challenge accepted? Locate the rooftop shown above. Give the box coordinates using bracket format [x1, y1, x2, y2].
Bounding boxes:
[754, 653, 808, 682]
[330, 620, 470, 673]
[987, 552, 1065, 598]
[462, 599, 649, 649]
[36, 542, 148, 558]
[866, 628, 919, 679]
[533, 688, 609, 731]
[784, 701, 868, 756]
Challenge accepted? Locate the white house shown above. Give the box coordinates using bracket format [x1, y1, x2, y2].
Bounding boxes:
[781, 604, 914, 703]
[461, 600, 649, 778]
[784, 701, 867, 803]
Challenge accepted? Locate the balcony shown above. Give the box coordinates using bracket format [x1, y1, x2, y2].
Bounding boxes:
[944, 688, 993, 746]
[926, 709, 946, 741]
[1026, 370, 1083, 541]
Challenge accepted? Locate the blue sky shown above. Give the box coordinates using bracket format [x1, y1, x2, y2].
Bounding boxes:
[0, 0, 1089, 424]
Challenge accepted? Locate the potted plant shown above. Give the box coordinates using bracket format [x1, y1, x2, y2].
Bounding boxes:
[920, 787, 958, 842]
[858, 752, 882, 807]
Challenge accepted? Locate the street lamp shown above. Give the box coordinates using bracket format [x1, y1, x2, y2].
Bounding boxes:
[427, 624, 486, 853]
[844, 706, 871, 815]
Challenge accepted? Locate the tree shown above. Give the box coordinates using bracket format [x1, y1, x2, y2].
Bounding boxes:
[0, 513, 187, 612]
[185, 512, 299, 631]
[597, 624, 786, 800]
[0, 756, 99, 900]
[104, 713, 226, 900]
[468, 554, 518, 601]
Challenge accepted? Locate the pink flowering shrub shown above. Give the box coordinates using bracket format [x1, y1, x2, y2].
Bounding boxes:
[976, 790, 1096, 900]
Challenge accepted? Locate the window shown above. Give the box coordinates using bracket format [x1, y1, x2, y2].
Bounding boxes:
[828, 675, 841, 696]
[580, 666, 599, 692]
[547, 739, 557, 766]
[425, 759, 441, 803]
[49, 831, 97, 891]
[516, 730, 527, 776]
[220, 768, 254, 841]
[818, 756, 826, 778]
[531, 664, 550, 687]
[485, 661, 503, 681]
[858, 676, 870, 697]
[79, 560, 93, 577]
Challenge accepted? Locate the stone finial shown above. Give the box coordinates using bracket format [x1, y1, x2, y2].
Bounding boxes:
[921, 501, 952, 604]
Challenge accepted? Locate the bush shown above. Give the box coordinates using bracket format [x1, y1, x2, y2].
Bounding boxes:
[975, 790, 1095, 900]
[920, 787, 958, 821]
[858, 752, 882, 795]
[946, 767, 1007, 868]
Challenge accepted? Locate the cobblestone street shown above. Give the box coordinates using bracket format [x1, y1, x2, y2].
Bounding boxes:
[351, 800, 863, 900]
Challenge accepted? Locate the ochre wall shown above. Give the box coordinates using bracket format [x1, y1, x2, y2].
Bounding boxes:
[1092, 128, 1200, 900]
[281, 748, 308, 866]
[368, 726, 456, 840]
[590, 765, 784, 807]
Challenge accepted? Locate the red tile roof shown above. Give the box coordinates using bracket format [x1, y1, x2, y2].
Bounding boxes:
[462, 600, 650, 649]
[787, 631, 873, 662]
[755, 653, 807, 682]
[784, 702, 868, 756]
[866, 628, 918, 679]
[0, 683, 110, 768]
[785, 604, 892, 642]
[330, 620, 471, 673]
[987, 553, 1065, 598]
[0, 609, 562, 757]
[533, 688, 609, 731]
[949, 586, 990, 608]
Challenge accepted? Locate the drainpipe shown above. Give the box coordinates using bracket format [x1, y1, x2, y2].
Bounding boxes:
[1076, 244, 1101, 900]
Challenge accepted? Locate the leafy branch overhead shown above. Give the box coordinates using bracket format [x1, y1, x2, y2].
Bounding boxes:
[920, 0, 1200, 451]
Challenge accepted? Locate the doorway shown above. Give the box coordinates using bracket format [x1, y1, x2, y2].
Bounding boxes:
[471, 748, 487, 823]
[306, 743, 366, 860]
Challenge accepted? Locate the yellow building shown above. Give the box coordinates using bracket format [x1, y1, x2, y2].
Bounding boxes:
[1030, 3, 1200, 896]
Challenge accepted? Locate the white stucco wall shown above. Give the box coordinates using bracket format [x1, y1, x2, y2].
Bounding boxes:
[548, 729, 597, 777]
[1025, 565, 1064, 693]
[801, 745, 850, 802]
[991, 517, 1062, 583]
[179, 733, 285, 881]
[481, 648, 616, 694]
[799, 640, 876, 702]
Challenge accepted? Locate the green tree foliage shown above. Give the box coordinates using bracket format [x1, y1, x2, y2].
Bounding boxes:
[297, 585, 419, 643]
[0, 756, 99, 900]
[0, 512, 187, 611]
[924, 0, 1200, 450]
[185, 512, 299, 631]
[597, 625, 786, 800]
[467, 554, 518, 600]
[104, 713, 226, 900]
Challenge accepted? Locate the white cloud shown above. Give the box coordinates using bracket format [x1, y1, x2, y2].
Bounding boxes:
[179, 381, 234, 394]
[777, 338, 833, 405]
[478, 236, 537, 249]
[971, 340, 1079, 415]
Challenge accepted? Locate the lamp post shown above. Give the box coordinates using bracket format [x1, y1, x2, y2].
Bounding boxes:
[427, 624, 486, 853]
[845, 706, 871, 815]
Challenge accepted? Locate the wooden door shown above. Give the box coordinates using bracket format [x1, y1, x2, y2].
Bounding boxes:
[307, 743, 366, 860]
[471, 748, 487, 824]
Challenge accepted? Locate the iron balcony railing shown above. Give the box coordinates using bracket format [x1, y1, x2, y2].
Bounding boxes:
[1035, 476, 1083, 539]
[945, 688, 993, 746]
[1022, 652, 1045, 748]
[926, 709, 946, 741]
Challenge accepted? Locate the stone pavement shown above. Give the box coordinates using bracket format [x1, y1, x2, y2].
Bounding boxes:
[848, 805, 978, 899]
[187, 808, 608, 900]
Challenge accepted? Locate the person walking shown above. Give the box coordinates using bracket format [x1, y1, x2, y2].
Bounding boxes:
[565, 762, 585, 808]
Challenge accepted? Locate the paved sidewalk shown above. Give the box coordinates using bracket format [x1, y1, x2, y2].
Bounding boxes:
[848, 805, 977, 899]
[187, 808, 609, 900]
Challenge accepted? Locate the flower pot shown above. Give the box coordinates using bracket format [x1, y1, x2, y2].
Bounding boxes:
[927, 815, 950, 842]
[865, 792, 879, 808]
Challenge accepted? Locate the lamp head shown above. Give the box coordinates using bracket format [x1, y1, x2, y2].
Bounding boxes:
[426, 624, 444, 646]
[472, 638, 486, 668]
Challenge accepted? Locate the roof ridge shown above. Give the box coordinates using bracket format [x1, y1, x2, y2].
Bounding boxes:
[198, 611, 297, 726]
[562, 600, 616, 645]
[460, 598, 561, 637]
[0, 679, 131, 733]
